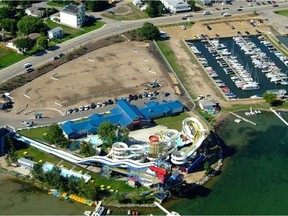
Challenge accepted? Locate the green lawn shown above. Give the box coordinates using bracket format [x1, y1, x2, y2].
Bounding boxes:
[45, 19, 105, 43]
[18, 126, 50, 143]
[0, 45, 26, 69]
[101, 3, 148, 21]
[154, 112, 190, 131]
[274, 9, 288, 16]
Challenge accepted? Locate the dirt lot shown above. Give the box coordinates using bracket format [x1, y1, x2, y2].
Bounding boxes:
[11, 41, 177, 116]
[160, 14, 270, 107]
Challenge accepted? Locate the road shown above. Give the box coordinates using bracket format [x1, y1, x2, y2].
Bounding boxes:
[1, 2, 288, 84]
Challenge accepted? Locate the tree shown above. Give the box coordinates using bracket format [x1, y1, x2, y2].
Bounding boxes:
[13, 38, 35, 53]
[117, 126, 129, 142]
[32, 163, 44, 181]
[263, 92, 277, 105]
[204, 161, 211, 175]
[36, 36, 48, 50]
[45, 124, 70, 149]
[138, 22, 160, 40]
[0, 18, 17, 35]
[0, 7, 13, 20]
[5, 135, 17, 163]
[97, 121, 117, 145]
[79, 141, 96, 157]
[187, 0, 196, 11]
[17, 16, 48, 35]
[145, 1, 163, 17]
[88, 0, 109, 12]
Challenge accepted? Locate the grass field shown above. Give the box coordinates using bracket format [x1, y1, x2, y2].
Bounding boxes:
[18, 126, 50, 143]
[154, 112, 190, 131]
[45, 19, 105, 43]
[0, 45, 26, 69]
[274, 9, 288, 16]
[101, 3, 148, 21]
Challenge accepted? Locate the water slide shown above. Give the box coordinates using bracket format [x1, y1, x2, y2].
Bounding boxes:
[77, 156, 154, 169]
[13, 134, 153, 169]
[181, 117, 206, 158]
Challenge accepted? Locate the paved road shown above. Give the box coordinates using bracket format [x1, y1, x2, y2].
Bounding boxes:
[1, 2, 288, 84]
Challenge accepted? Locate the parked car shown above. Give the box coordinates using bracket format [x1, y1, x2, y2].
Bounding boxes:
[84, 105, 90, 111]
[23, 63, 32, 68]
[107, 99, 114, 105]
[91, 103, 96, 109]
[58, 53, 65, 58]
[79, 106, 84, 111]
[73, 108, 79, 113]
[237, 8, 242, 11]
[26, 68, 34, 73]
[52, 56, 60, 60]
[164, 92, 170, 97]
[66, 109, 73, 114]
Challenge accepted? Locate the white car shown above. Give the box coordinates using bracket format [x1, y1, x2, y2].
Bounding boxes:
[23, 63, 32, 68]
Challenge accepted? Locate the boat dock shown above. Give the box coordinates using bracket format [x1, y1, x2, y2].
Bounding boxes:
[229, 112, 257, 126]
[270, 108, 288, 126]
[154, 201, 180, 216]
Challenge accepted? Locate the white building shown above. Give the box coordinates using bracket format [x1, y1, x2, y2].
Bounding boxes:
[198, 99, 216, 111]
[60, 3, 85, 28]
[25, 6, 44, 18]
[160, 0, 191, 13]
[48, 27, 63, 39]
[133, 0, 143, 7]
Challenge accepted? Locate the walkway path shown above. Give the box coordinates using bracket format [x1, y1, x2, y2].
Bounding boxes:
[270, 108, 288, 126]
[229, 112, 257, 126]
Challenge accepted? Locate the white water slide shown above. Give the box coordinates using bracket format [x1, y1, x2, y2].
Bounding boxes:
[13, 134, 153, 169]
[181, 117, 206, 158]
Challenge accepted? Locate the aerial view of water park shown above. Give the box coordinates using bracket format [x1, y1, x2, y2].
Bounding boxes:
[1, 0, 288, 215]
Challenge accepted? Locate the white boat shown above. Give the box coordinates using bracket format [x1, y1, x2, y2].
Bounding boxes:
[241, 83, 260, 91]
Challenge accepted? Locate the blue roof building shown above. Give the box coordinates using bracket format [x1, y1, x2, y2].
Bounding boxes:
[61, 99, 184, 139]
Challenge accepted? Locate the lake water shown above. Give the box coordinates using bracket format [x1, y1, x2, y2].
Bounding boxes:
[0, 175, 92, 215]
[1, 111, 288, 215]
[165, 111, 288, 215]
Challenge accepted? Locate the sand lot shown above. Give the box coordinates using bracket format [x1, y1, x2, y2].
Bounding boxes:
[11, 41, 176, 116]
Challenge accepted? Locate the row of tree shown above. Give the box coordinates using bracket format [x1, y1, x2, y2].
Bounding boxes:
[32, 163, 100, 200]
[50, 0, 110, 12]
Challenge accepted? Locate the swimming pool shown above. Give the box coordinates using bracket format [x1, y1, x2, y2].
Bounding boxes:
[77, 135, 103, 146]
[42, 162, 91, 182]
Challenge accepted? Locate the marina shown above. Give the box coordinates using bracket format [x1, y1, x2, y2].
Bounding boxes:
[186, 35, 288, 99]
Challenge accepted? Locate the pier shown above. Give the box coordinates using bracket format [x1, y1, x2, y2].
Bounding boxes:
[154, 201, 180, 216]
[270, 108, 288, 126]
[229, 112, 257, 126]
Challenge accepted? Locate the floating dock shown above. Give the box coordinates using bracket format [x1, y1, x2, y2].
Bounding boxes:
[229, 112, 257, 126]
[270, 108, 288, 126]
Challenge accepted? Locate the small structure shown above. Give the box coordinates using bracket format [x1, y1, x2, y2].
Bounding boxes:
[160, 0, 191, 13]
[25, 6, 44, 18]
[17, 157, 37, 169]
[0, 128, 10, 156]
[198, 98, 217, 112]
[133, 0, 143, 7]
[60, 3, 85, 28]
[48, 27, 64, 39]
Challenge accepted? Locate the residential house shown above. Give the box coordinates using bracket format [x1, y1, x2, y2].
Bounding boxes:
[25, 6, 44, 18]
[48, 27, 64, 39]
[60, 3, 85, 28]
[160, 0, 191, 13]
[17, 157, 37, 169]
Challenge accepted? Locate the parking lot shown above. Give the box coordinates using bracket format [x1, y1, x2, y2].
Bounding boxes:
[10, 41, 178, 118]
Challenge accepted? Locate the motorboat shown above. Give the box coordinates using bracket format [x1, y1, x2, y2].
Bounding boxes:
[241, 82, 260, 90]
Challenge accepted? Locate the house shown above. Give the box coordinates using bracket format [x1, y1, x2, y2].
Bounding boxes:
[61, 99, 185, 139]
[133, 0, 143, 7]
[25, 6, 44, 18]
[0, 94, 12, 110]
[60, 3, 85, 28]
[47, 27, 63, 39]
[160, 0, 191, 13]
[17, 157, 37, 169]
[198, 98, 217, 111]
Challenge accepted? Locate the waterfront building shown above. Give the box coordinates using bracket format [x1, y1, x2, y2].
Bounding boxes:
[61, 99, 184, 139]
